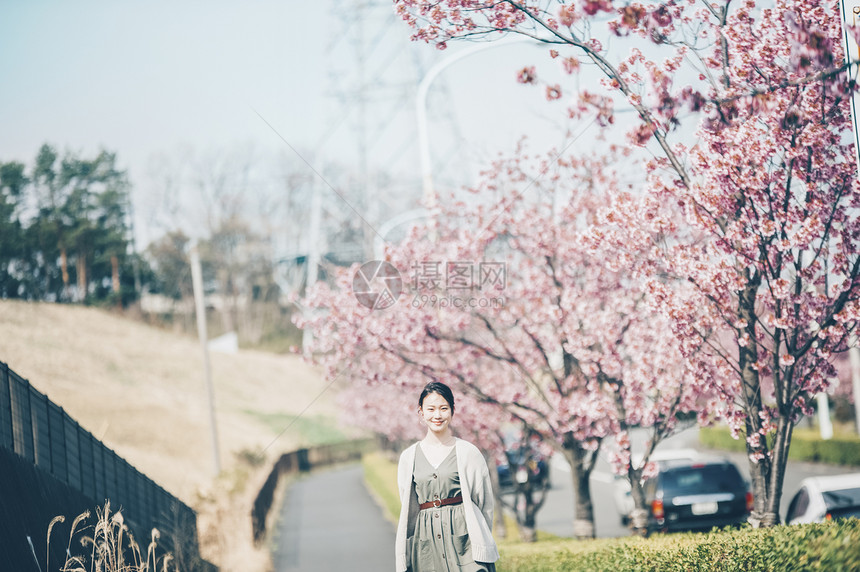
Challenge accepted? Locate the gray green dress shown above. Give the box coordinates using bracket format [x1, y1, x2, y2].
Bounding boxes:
[409, 445, 496, 572]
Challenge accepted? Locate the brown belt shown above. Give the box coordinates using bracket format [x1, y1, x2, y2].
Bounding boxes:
[418, 494, 463, 510]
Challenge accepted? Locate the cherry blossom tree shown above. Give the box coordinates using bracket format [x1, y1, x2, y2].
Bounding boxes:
[297, 148, 716, 537]
[393, 0, 860, 526]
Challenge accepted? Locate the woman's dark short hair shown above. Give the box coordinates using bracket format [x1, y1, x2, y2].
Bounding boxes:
[419, 381, 455, 413]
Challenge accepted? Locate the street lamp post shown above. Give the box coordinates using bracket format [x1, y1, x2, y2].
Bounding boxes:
[190, 243, 221, 475]
[416, 38, 537, 212]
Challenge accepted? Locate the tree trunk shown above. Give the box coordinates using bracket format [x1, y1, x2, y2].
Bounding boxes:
[60, 247, 69, 299]
[76, 252, 88, 302]
[736, 272, 781, 527]
[111, 254, 120, 293]
[763, 415, 794, 525]
[561, 434, 597, 539]
[518, 482, 540, 542]
[627, 466, 649, 533]
[217, 268, 235, 334]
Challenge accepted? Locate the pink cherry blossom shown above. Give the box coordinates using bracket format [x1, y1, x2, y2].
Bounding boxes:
[545, 84, 562, 101]
[298, 147, 714, 536]
[561, 56, 580, 75]
[516, 66, 537, 84]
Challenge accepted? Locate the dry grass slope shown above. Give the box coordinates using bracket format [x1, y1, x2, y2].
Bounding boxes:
[0, 300, 346, 571]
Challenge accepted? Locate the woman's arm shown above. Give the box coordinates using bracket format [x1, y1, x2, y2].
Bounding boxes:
[469, 449, 495, 528]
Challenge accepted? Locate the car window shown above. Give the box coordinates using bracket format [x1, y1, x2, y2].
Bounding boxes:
[828, 505, 860, 520]
[659, 464, 744, 495]
[822, 487, 860, 510]
[787, 487, 810, 521]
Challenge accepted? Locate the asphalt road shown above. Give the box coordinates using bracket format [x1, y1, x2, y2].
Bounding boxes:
[272, 463, 396, 571]
[530, 426, 860, 538]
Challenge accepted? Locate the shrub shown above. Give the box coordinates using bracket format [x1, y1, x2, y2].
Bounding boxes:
[786, 433, 819, 462]
[498, 520, 860, 571]
[700, 425, 860, 467]
[815, 436, 860, 465]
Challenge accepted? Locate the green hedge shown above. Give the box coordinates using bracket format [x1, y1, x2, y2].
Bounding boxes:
[699, 426, 860, 466]
[498, 520, 860, 571]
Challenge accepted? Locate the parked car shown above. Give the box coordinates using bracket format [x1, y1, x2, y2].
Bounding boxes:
[786, 473, 860, 525]
[613, 448, 702, 525]
[641, 457, 752, 533]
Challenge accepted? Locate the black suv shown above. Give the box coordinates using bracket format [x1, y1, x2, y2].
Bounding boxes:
[643, 457, 752, 533]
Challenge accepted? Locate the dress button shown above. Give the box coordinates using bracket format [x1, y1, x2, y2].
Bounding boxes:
[437, 534, 441, 539]
[433, 474, 437, 479]
[435, 513, 439, 519]
[442, 553, 446, 559]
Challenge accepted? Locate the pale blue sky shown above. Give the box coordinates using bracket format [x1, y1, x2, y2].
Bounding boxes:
[0, 1, 324, 168]
[0, 1, 595, 246]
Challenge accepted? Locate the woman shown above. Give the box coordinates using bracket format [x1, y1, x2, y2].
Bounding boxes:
[394, 382, 499, 572]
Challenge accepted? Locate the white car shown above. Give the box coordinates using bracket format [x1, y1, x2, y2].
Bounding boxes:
[613, 448, 703, 525]
[786, 473, 860, 524]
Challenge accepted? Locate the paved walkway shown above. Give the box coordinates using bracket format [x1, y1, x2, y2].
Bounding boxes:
[272, 463, 396, 571]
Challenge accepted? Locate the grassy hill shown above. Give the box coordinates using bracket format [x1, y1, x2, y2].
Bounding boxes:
[0, 299, 342, 503]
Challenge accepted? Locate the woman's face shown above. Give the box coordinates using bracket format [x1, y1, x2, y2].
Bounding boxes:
[419, 392, 453, 434]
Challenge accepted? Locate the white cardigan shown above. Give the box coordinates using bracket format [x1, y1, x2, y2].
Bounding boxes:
[394, 438, 499, 571]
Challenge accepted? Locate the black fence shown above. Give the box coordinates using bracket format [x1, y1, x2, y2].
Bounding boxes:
[0, 360, 214, 571]
[251, 437, 378, 542]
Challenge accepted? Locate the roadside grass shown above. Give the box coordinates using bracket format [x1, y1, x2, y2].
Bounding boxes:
[46, 502, 174, 572]
[362, 451, 401, 525]
[361, 449, 860, 571]
[243, 411, 347, 445]
[701, 424, 860, 466]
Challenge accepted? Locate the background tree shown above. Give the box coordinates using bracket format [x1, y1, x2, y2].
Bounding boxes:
[31, 144, 69, 300]
[145, 230, 193, 302]
[0, 145, 138, 304]
[141, 146, 287, 345]
[59, 150, 131, 303]
[200, 214, 280, 343]
[0, 161, 27, 298]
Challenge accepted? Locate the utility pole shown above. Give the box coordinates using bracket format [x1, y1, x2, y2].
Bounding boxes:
[850, 336, 860, 435]
[816, 393, 834, 440]
[302, 175, 324, 358]
[837, 5, 860, 436]
[190, 243, 221, 475]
